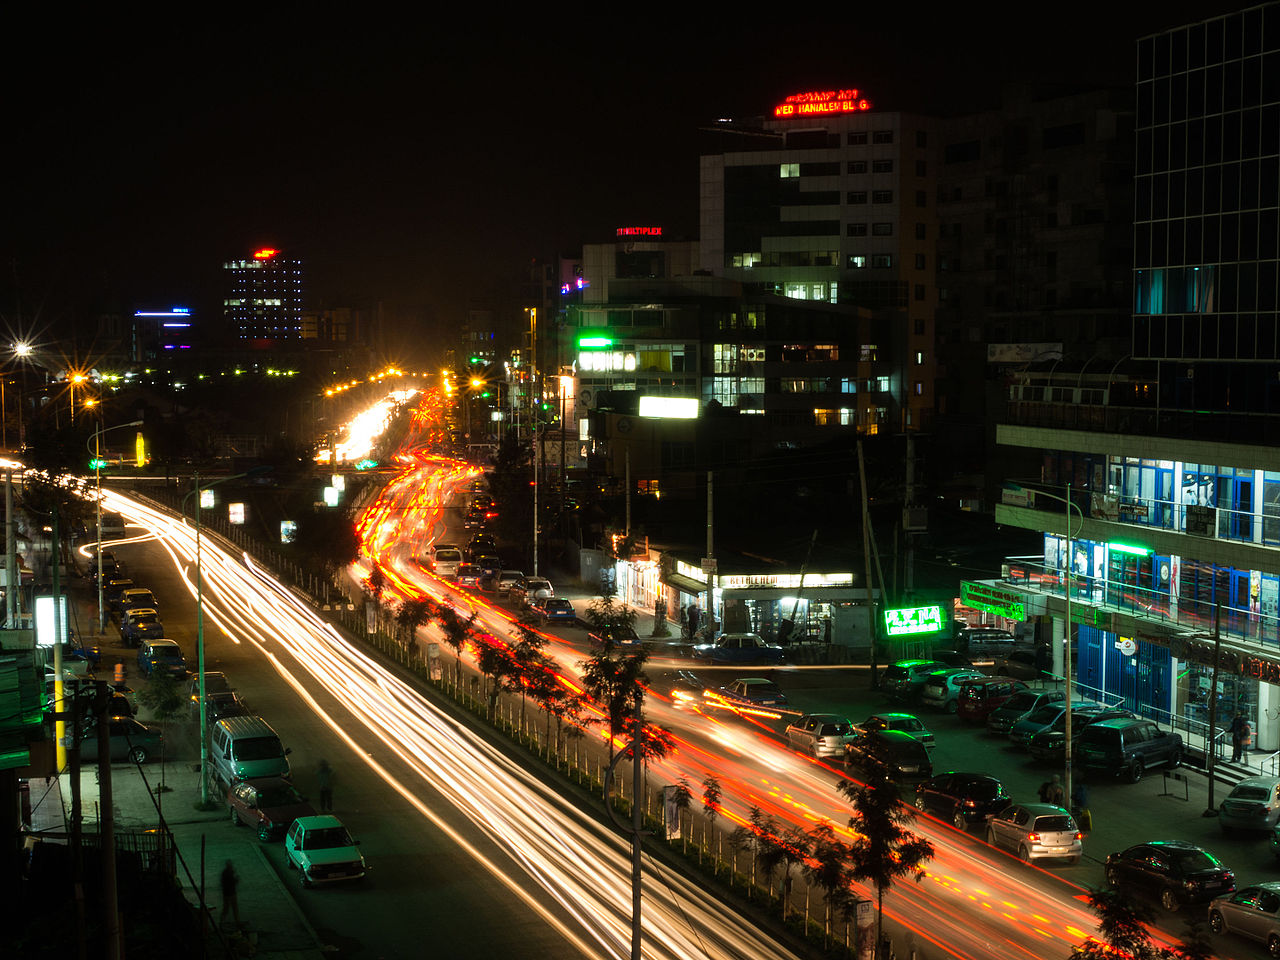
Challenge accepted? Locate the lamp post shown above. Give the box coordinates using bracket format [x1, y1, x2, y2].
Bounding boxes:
[87, 420, 144, 633]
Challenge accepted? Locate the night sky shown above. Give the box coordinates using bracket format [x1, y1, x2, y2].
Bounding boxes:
[2, 5, 1248, 359]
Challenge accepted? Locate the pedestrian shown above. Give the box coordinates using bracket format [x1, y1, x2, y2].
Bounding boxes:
[1046, 774, 1065, 806]
[1071, 781, 1092, 833]
[317, 758, 334, 811]
[220, 859, 240, 927]
[1230, 712, 1253, 762]
[687, 603, 701, 638]
[1037, 778, 1052, 803]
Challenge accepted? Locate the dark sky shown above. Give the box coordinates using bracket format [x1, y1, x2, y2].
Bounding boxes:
[1, 5, 1249, 355]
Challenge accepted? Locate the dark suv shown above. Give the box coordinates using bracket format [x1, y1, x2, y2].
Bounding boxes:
[915, 772, 1009, 831]
[1027, 706, 1136, 761]
[1079, 717, 1183, 782]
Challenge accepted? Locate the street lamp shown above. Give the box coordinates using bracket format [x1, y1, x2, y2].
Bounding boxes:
[87, 419, 144, 633]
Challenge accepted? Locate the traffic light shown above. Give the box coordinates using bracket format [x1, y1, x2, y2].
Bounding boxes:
[88, 458, 108, 471]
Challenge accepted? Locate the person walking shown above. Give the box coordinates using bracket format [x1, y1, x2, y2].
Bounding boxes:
[1230, 712, 1252, 762]
[220, 859, 241, 927]
[687, 603, 701, 639]
[317, 758, 334, 811]
[1046, 774, 1065, 807]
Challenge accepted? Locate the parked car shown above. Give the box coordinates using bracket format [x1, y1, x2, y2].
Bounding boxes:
[495, 570, 524, 596]
[79, 717, 164, 764]
[856, 712, 936, 749]
[1209, 882, 1280, 957]
[928, 649, 972, 667]
[1079, 717, 1183, 782]
[285, 815, 367, 886]
[986, 689, 1067, 735]
[510, 577, 553, 605]
[228, 777, 317, 841]
[1105, 841, 1234, 912]
[955, 627, 1018, 661]
[915, 772, 1010, 830]
[956, 676, 1028, 723]
[465, 534, 498, 562]
[455, 563, 483, 587]
[846, 728, 933, 781]
[1007, 700, 1096, 749]
[985, 803, 1083, 864]
[118, 588, 159, 616]
[473, 554, 502, 580]
[919, 669, 987, 713]
[691, 632, 785, 665]
[121, 608, 164, 645]
[137, 639, 188, 679]
[785, 714, 856, 758]
[188, 672, 234, 713]
[532, 597, 577, 624]
[104, 579, 136, 611]
[205, 691, 251, 726]
[587, 623, 641, 648]
[1027, 706, 1135, 761]
[995, 648, 1051, 681]
[1219, 776, 1280, 835]
[881, 659, 947, 703]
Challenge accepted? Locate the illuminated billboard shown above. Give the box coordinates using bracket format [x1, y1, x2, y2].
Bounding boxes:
[773, 88, 871, 118]
[638, 396, 699, 419]
[883, 604, 944, 637]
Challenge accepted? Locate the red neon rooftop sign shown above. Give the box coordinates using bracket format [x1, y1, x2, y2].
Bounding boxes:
[616, 226, 662, 237]
[253, 248, 279, 259]
[773, 89, 871, 118]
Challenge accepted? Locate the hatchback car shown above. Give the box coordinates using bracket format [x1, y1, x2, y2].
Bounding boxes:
[856, 712, 936, 749]
[956, 676, 1028, 722]
[985, 803, 1083, 864]
[692, 632, 785, 665]
[846, 729, 933, 781]
[919, 669, 987, 713]
[229, 777, 317, 841]
[1209, 883, 1280, 957]
[285, 815, 367, 886]
[79, 717, 164, 764]
[915, 772, 1009, 830]
[1105, 841, 1234, 912]
[785, 714, 856, 758]
[881, 659, 946, 703]
[1219, 777, 1280, 835]
[532, 597, 577, 624]
[986, 689, 1067, 735]
[137, 639, 188, 679]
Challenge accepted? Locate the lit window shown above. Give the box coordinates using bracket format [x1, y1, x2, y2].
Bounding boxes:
[840, 408, 855, 425]
[914, 381, 924, 396]
[849, 255, 868, 268]
[915, 351, 925, 364]
[842, 378, 857, 393]
[876, 376, 890, 391]
[780, 163, 800, 178]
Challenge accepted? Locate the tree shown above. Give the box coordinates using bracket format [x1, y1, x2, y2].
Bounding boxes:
[476, 633, 518, 720]
[776, 824, 810, 921]
[838, 754, 935, 949]
[581, 595, 637, 650]
[292, 506, 361, 576]
[1070, 889, 1216, 960]
[509, 613, 548, 733]
[364, 566, 387, 604]
[701, 775, 722, 864]
[671, 778, 693, 854]
[729, 806, 785, 898]
[802, 822, 855, 942]
[577, 643, 648, 765]
[434, 602, 478, 690]
[136, 669, 186, 800]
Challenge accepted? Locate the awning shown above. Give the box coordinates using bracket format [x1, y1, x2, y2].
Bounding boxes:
[662, 571, 709, 595]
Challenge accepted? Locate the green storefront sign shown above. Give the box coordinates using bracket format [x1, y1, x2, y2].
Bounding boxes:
[883, 605, 945, 637]
[960, 581, 1025, 621]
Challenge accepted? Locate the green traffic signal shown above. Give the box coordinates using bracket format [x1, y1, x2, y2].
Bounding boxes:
[89, 458, 108, 470]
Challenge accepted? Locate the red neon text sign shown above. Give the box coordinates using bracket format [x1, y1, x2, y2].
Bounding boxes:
[616, 227, 663, 237]
[253, 248, 279, 259]
[773, 88, 871, 118]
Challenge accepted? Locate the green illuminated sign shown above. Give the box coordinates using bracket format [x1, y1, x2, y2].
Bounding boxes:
[1109, 541, 1152, 557]
[578, 336, 613, 348]
[354, 459, 378, 471]
[960, 581, 1025, 621]
[883, 604, 944, 637]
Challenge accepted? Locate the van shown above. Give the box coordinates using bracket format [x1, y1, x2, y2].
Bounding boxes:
[956, 627, 1019, 661]
[210, 716, 291, 788]
[430, 548, 463, 578]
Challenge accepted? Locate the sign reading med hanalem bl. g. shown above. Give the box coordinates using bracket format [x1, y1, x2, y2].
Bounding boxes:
[774, 88, 872, 118]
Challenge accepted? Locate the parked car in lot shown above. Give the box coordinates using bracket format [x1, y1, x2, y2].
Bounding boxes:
[846, 728, 933, 781]
[1027, 706, 1135, 761]
[915, 772, 1010, 830]
[986, 689, 1067, 735]
[510, 577, 553, 605]
[531, 597, 577, 624]
[229, 777, 317, 841]
[985, 803, 1083, 864]
[1007, 700, 1095, 749]
[1079, 717, 1183, 782]
[995, 648, 1051, 681]
[285, 815, 367, 886]
[785, 714, 856, 758]
[856, 712, 935, 749]
[881, 660, 947, 703]
[1219, 776, 1280, 835]
[1208, 882, 1280, 957]
[956, 676, 1028, 723]
[79, 716, 164, 764]
[691, 632, 785, 665]
[919, 669, 987, 713]
[137, 639, 188, 679]
[1106, 841, 1234, 912]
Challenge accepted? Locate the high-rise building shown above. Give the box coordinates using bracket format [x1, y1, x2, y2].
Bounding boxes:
[223, 248, 303, 345]
[989, 4, 1280, 756]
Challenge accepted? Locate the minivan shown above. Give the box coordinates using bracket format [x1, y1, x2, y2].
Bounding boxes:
[956, 677, 1028, 723]
[211, 716, 292, 788]
[957, 627, 1019, 661]
[430, 548, 463, 578]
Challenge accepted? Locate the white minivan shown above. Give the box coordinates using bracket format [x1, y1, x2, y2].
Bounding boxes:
[430, 547, 463, 578]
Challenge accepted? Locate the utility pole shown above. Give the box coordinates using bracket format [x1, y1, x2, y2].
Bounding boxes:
[96, 682, 122, 959]
[858, 442, 878, 687]
[5, 468, 14, 628]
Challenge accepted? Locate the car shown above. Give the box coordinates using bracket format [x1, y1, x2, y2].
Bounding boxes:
[985, 803, 1083, 864]
[455, 563, 483, 587]
[1209, 882, 1280, 957]
[429, 542, 461, 559]
[532, 597, 577, 623]
[1219, 776, 1280, 835]
[955, 627, 1018, 661]
[473, 554, 502, 580]
[118, 588, 159, 616]
[137, 639, 188, 679]
[915, 773, 1010, 830]
[285, 815, 367, 886]
[667, 670, 706, 707]
[495, 570, 524, 596]
[856, 712, 936, 749]
[104, 579, 136, 611]
[1079, 717, 1183, 782]
[205, 691, 251, 726]
[1027, 706, 1135, 761]
[986, 689, 1067, 735]
[785, 714, 856, 758]
[588, 623, 641, 648]
[79, 716, 164, 764]
[846, 728, 933, 781]
[188, 672, 234, 712]
[713, 678, 788, 709]
[428, 547, 463, 578]
[463, 508, 487, 530]
[919, 669, 987, 713]
[691, 632, 785, 665]
[1105, 841, 1234, 912]
[955, 676, 1028, 722]
[121, 608, 164, 645]
[67, 634, 101, 670]
[995, 648, 1051, 681]
[928, 649, 973, 668]
[881, 659, 947, 703]
[510, 577, 553, 605]
[465, 534, 497, 562]
[228, 777, 317, 841]
[1007, 700, 1097, 749]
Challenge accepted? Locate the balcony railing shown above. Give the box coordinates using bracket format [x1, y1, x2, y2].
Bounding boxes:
[1005, 398, 1280, 446]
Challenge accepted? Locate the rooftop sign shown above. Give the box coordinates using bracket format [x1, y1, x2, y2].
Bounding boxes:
[253, 248, 279, 259]
[617, 227, 662, 237]
[774, 89, 871, 118]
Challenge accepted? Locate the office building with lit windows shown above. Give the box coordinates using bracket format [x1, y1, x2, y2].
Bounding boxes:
[987, 4, 1280, 757]
[223, 248, 303, 344]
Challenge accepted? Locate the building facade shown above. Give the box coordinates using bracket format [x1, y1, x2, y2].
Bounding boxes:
[223, 248, 303, 345]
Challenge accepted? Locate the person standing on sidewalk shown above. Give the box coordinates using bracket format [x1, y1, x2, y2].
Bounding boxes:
[317, 758, 334, 811]
[1230, 712, 1252, 762]
[220, 859, 241, 927]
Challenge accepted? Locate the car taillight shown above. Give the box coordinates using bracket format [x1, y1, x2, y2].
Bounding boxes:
[1183, 879, 1198, 891]
[1027, 832, 1040, 842]
[963, 799, 976, 808]
[1074, 832, 1083, 840]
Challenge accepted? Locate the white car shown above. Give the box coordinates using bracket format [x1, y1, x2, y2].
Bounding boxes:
[985, 803, 1082, 864]
[919, 669, 986, 713]
[495, 570, 524, 595]
[285, 815, 367, 886]
[511, 577, 553, 605]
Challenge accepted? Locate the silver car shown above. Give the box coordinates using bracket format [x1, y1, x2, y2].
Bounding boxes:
[1219, 776, 1280, 835]
[919, 669, 986, 713]
[785, 714, 856, 758]
[985, 802, 1082, 864]
[1209, 882, 1280, 957]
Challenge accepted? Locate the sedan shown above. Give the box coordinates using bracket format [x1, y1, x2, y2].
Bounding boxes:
[532, 598, 577, 624]
[985, 803, 1082, 864]
[79, 717, 164, 764]
[856, 712, 935, 749]
[915, 772, 1009, 831]
[455, 563, 483, 587]
[1219, 776, 1280, 835]
[785, 714, 856, 758]
[1210, 882, 1280, 957]
[1105, 841, 1235, 912]
[229, 777, 317, 841]
[691, 632, 785, 665]
[285, 815, 367, 886]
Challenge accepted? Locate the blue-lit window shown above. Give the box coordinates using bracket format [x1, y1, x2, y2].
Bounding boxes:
[1134, 266, 1215, 314]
